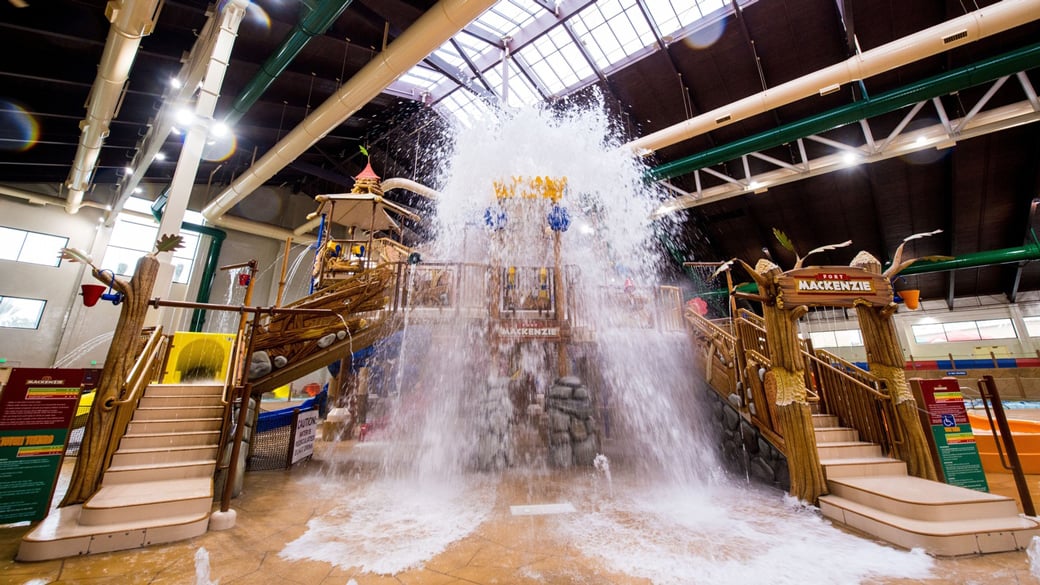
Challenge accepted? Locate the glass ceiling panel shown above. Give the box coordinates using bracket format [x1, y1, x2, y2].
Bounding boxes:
[454, 29, 501, 63]
[483, 61, 541, 109]
[517, 26, 595, 95]
[437, 88, 493, 128]
[473, 0, 544, 39]
[569, 0, 657, 71]
[430, 42, 467, 74]
[397, 65, 447, 90]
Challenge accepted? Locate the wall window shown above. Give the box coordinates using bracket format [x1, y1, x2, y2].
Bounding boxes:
[1023, 316, 1040, 337]
[101, 199, 201, 284]
[911, 319, 1016, 344]
[808, 329, 863, 348]
[0, 296, 46, 329]
[0, 227, 68, 267]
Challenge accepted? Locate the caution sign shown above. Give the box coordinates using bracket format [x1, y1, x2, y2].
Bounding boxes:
[291, 409, 319, 465]
[0, 368, 85, 523]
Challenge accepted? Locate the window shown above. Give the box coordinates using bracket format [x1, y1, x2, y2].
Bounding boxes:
[808, 329, 863, 348]
[0, 226, 68, 267]
[0, 296, 46, 329]
[911, 319, 1016, 344]
[101, 198, 202, 284]
[1024, 316, 1040, 337]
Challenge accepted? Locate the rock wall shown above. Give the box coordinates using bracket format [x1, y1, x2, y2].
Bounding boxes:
[475, 376, 515, 471]
[546, 376, 598, 468]
[702, 385, 789, 491]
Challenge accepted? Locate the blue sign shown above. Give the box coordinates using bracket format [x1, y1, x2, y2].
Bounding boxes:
[941, 413, 956, 427]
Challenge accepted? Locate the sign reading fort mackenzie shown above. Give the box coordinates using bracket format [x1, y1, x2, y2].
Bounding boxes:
[778, 267, 892, 308]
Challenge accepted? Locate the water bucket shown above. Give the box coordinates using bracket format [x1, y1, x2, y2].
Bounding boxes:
[901, 289, 921, 310]
[81, 284, 106, 307]
[303, 382, 321, 397]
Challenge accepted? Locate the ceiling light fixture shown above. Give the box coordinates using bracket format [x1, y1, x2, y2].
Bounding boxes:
[842, 152, 860, 165]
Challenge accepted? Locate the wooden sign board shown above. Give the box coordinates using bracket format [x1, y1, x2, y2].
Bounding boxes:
[777, 267, 892, 308]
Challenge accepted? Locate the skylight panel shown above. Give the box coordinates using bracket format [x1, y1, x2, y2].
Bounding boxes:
[643, 0, 726, 37]
[473, 0, 543, 38]
[569, 0, 657, 70]
[398, 65, 446, 90]
[431, 42, 467, 73]
[518, 26, 594, 95]
[437, 88, 493, 128]
[455, 29, 500, 63]
[483, 62, 541, 108]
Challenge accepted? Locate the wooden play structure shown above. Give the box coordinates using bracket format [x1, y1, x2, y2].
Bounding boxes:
[685, 234, 1040, 555]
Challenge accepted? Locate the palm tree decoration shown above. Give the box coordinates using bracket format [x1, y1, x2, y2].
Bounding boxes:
[59, 235, 183, 505]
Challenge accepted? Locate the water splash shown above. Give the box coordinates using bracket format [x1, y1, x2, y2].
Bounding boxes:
[195, 547, 218, 585]
[1030, 535, 1040, 578]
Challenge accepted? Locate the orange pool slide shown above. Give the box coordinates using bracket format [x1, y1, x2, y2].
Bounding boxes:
[968, 411, 1040, 474]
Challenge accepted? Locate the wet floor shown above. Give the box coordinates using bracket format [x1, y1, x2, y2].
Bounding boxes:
[2, 439, 1040, 585]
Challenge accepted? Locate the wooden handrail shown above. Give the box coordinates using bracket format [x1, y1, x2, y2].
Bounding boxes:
[104, 326, 165, 410]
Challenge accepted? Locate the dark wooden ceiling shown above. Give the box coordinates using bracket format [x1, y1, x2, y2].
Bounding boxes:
[1, 0, 1039, 303]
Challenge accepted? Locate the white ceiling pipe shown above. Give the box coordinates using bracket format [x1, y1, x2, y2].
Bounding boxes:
[65, 0, 162, 214]
[202, 0, 496, 225]
[212, 214, 316, 244]
[624, 0, 1040, 155]
[382, 177, 441, 200]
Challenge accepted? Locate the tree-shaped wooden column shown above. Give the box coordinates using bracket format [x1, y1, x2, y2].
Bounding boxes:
[849, 232, 944, 481]
[736, 258, 828, 504]
[59, 235, 183, 506]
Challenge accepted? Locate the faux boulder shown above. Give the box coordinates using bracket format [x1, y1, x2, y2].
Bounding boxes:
[546, 376, 598, 468]
[249, 351, 272, 379]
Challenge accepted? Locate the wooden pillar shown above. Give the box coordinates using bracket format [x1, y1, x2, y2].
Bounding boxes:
[61, 255, 159, 506]
[757, 262, 827, 504]
[852, 254, 938, 480]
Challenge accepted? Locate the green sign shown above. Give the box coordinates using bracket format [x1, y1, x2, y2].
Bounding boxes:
[915, 378, 988, 492]
[0, 368, 85, 523]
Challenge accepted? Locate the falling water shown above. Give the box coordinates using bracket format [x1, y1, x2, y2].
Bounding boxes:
[281, 97, 936, 583]
[53, 331, 114, 368]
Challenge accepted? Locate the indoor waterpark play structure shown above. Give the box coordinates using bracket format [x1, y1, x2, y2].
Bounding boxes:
[14, 156, 1040, 563]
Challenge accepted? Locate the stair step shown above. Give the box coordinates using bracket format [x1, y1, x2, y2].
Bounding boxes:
[820, 456, 908, 478]
[144, 384, 223, 398]
[812, 414, 839, 428]
[110, 445, 218, 468]
[127, 418, 221, 435]
[17, 504, 211, 561]
[119, 430, 221, 450]
[827, 475, 1021, 522]
[819, 494, 1040, 556]
[80, 478, 213, 526]
[103, 460, 216, 485]
[138, 395, 224, 408]
[133, 405, 225, 421]
[817, 441, 882, 459]
[814, 427, 860, 442]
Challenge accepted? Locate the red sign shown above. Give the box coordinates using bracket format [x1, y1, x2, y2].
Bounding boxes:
[0, 368, 86, 523]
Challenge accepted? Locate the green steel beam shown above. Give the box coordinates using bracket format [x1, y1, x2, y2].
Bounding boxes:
[224, 0, 356, 125]
[186, 222, 227, 332]
[649, 42, 1040, 182]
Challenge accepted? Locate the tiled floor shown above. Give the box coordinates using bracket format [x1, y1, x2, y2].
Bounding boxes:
[3, 439, 1040, 585]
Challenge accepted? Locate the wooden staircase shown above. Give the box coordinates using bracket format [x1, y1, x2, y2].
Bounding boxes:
[18, 383, 224, 561]
[813, 413, 1040, 556]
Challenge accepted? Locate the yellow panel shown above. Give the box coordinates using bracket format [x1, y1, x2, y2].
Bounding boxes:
[162, 332, 236, 384]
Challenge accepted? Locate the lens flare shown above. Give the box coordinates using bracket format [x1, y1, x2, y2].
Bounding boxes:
[683, 18, 727, 50]
[0, 100, 40, 152]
